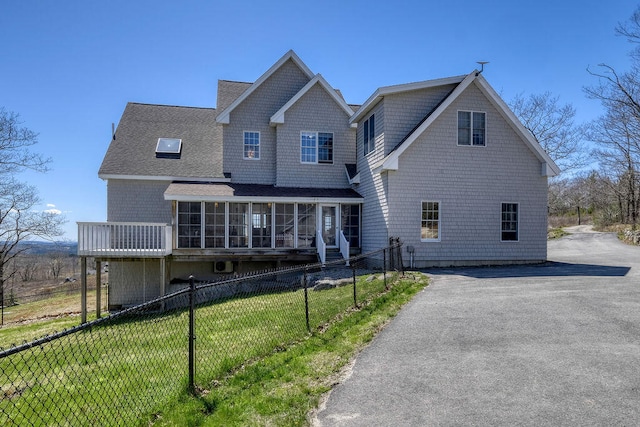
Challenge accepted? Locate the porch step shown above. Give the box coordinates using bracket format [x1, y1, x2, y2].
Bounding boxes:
[324, 248, 344, 262]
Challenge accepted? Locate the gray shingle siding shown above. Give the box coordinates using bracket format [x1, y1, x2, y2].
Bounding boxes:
[386, 82, 548, 266]
[223, 59, 312, 184]
[357, 100, 389, 253]
[107, 179, 172, 224]
[275, 83, 355, 188]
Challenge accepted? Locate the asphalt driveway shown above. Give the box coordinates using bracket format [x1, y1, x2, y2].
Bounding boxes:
[314, 229, 640, 426]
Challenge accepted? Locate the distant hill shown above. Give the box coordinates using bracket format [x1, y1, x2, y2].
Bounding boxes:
[14, 241, 78, 256]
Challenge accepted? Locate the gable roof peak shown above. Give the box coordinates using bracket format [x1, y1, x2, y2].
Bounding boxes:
[374, 70, 560, 177]
[216, 50, 315, 124]
[270, 73, 355, 126]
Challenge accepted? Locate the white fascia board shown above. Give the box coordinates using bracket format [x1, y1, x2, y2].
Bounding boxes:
[350, 74, 467, 124]
[216, 50, 315, 125]
[473, 74, 561, 177]
[164, 194, 364, 203]
[345, 165, 360, 185]
[270, 74, 355, 126]
[378, 72, 478, 173]
[98, 174, 231, 183]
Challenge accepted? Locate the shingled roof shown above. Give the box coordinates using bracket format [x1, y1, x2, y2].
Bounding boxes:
[99, 103, 225, 180]
[164, 182, 363, 201]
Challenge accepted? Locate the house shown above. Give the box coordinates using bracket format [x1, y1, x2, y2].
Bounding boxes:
[78, 50, 559, 310]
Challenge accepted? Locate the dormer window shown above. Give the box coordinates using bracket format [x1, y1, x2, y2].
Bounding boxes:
[156, 138, 182, 158]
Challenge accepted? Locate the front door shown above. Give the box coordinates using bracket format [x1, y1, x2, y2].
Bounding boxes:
[321, 205, 338, 248]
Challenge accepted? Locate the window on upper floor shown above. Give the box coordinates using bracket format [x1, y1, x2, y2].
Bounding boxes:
[457, 111, 486, 146]
[244, 131, 260, 159]
[301, 131, 333, 164]
[421, 201, 440, 242]
[363, 114, 375, 155]
[501, 203, 519, 241]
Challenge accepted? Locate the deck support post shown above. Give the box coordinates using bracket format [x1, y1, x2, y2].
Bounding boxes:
[81, 257, 87, 324]
[95, 260, 101, 318]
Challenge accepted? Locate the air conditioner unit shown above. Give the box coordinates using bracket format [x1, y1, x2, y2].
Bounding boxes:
[214, 261, 233, 273]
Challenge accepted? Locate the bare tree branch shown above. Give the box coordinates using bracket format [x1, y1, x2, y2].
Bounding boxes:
[509, 91, 588, 173]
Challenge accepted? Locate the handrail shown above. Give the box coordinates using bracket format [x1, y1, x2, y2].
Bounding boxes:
[77, 222, 172, 257]
[339, 230, 350, 266]
[316, 229, 326, 266]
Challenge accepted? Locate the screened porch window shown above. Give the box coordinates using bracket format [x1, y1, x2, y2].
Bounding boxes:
[252, 203, 272, 248]
[229, 203, 249, 248]
[297, 203, 316, 248]
[204, 202, 225, 248]
[341, 204, 360, 248]
[178, 201, 201, 248]
[275, 203, 295, 248]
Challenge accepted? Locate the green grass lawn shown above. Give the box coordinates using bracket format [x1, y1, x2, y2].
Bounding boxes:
[0, 288, 105, 349]
[0, 272, 428, 426]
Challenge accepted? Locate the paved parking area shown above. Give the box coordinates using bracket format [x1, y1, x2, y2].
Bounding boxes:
[314, 230, 640, 426]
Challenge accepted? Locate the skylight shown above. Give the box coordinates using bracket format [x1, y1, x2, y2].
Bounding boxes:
[156, 138, 182, 154]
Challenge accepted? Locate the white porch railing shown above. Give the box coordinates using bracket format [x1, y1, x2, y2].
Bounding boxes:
[316, 229, 326, 266]
[339, 231, 350, 266]
[77, 222, 172, 257]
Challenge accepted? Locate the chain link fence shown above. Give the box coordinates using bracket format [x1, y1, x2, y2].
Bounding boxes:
[1, 239, 403, 426]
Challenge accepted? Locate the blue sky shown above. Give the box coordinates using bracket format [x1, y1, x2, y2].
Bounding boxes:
[1, 0, 635, 240]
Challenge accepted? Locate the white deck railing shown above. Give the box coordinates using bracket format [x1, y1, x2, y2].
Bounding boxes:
[339, 231, 350, 266]
[77, 222, 172, 257]
[316, 229, 326, 266]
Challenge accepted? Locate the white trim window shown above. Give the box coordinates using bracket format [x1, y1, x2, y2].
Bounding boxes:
[177, 201, 202, 248]
[501, 203, 519, 241]
[301, 131, 333, 164]
[363, 114, 375, 155]
[458, 111, 486, 146]
[421, 201, 440, 241]
[243, 131, 260, 159]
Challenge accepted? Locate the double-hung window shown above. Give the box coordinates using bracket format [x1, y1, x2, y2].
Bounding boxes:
[301, 131, 333, 164]
[501, 203, 518, 241]
[244, 131, 260, 159]
[363, 114, 375, 155]
[458, 111, 486, 146]
[421, 201, 440, 241]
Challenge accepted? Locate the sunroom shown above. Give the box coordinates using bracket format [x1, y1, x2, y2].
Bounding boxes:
[164, 183, 363, 264]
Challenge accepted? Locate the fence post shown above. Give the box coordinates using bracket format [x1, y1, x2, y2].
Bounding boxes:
[304, 268, 310, 332]
[396, 238, 404, 274]
[389, 237, 395, 270]
[383, 247, 387, 290]
[352, 263, 357, 308]
[188, 275, 196, 393]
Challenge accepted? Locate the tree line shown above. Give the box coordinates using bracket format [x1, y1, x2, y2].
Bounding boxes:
[510, 6, 640, 229]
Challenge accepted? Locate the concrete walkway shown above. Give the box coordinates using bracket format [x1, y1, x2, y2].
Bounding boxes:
[314, 229, 640, 426]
